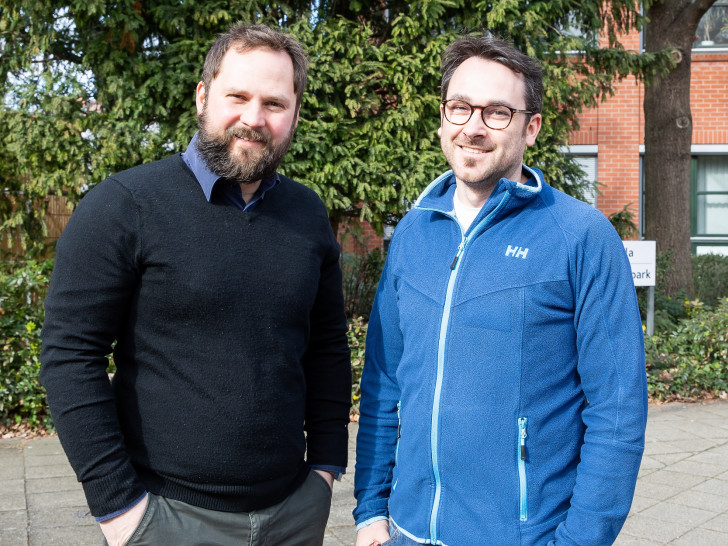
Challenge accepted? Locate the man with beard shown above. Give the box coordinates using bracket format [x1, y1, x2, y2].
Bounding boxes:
[354, 34, 647, 545]
[40, 23, 351, 546]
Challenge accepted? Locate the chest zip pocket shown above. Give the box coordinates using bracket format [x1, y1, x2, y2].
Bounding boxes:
[518, 417, 528, 522]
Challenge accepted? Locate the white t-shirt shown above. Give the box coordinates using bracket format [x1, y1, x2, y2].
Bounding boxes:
[453, 187, 483, 233]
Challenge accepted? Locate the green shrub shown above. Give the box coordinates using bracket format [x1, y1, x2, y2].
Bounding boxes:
[645, 297, 728, 401]
[693, 253, 728, 308]
[0, 257, 54, 428]
[608, 203, 638, 240]
[636, 249, 689, 332]
[341, 249, 385, 321]
[348, 316, 367, 418]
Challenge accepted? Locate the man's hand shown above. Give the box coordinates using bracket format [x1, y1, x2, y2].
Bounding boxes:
[313, 469, 335, 490]
[99, 494, 148, 546]
[355, 519, 390, 546]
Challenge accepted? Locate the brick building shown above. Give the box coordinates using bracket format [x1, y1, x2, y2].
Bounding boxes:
[568, 6, 728, 256]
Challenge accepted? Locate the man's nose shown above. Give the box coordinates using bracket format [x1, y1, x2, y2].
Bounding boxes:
[463, 107, 489, 135]
[239, 102, 266, 128]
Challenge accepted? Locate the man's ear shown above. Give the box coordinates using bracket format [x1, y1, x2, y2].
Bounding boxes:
[525, 113, 542, 146]
[195, 81, 206, 115]
[438, 103, 444, 137]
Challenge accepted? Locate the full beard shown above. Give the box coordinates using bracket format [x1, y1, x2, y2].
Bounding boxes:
[196, 109, 295, 184]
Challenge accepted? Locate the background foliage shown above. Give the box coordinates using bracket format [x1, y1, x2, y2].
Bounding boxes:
[0, 1, 695, 427]
[0, 258, 53, 428]
[1, 0, 672, 246]
[645, 297, 728, 401]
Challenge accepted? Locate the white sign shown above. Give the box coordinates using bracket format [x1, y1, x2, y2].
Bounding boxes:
[623, 241, 656, 287]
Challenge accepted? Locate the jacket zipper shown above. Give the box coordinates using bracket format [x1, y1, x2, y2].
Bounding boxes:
[393, 401, 401, 491]
[518, 417, 528, 522]
[427, 193, 510, 544]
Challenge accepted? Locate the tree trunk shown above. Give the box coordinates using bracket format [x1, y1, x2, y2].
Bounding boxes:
[643, 0, 717, 297]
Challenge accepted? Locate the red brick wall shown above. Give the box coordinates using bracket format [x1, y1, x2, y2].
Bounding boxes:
[572, 47, 728, 229]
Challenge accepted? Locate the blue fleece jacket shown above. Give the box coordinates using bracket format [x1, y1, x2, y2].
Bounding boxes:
[354, 167, 647, 545]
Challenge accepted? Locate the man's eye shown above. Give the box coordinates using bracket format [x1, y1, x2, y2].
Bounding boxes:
[450, 103, 470, 113]
[488, 107, 511, 118]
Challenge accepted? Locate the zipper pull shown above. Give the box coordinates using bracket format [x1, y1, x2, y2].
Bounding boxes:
[450, 239, 466, 269]
[519, 418, 527, 461]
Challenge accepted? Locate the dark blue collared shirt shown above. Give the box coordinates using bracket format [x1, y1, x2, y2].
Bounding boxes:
[182, 132, 279, 211]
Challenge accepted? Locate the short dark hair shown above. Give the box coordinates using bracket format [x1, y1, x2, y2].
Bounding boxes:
[441, 33, 543, 114]
[201, 23, 308, 108]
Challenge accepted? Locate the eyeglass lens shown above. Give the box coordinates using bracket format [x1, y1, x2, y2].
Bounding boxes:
[444, 100, 514, 129]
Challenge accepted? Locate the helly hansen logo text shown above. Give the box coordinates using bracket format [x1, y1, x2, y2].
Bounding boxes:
[505, 245, 529, 259]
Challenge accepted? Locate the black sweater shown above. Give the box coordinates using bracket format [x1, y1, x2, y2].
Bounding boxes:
[40, 155, 351, 517]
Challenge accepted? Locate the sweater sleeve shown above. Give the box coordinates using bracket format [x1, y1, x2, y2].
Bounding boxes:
[40, 178, 147, 518]
[301, 224, 352, 470]
[353, 250, 402, 527]
[551, 220, 648, 545]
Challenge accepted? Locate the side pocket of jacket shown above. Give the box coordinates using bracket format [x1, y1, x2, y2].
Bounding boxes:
[517, 417, 528, 522]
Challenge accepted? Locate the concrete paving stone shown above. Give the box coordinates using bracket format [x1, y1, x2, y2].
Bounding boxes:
[639, 501, 718, 527]
[23, 454, 73, 468]
[326, 505, 356, 528]
[0, 493, 26, 512]
[701, 513, 728, 533]
[0, 530, 27, 546]
[645, 424, 700, 441]
[638, 455, 664, 471]
[685, 450, 728, 468]
[650, 452, 692, 466]
[639, 469, 709, 489]
[0, 510, 27, 531]
[715, 469, 728, 481]
[28, 506, 96, 529]
[669, 527, 728, 545]
[29, 525, 103, 546]
[26, 490, 89, 511]
[618, 514, 696, 543]
[644, 441, 694, 456]
[668, 460, 726, 478]
[668, 489, 728, 512]
[691, 478, 728, 497]
[633, 479, 683, 501]
[628, 495, 661, 514]
[22, 463, 74, 480]
[664, 438, 721, 453]
[672, 421, 728, 440]
[326, 525, 356, 546]
[613, 531, 663, 545]
[24, 477, 81, 495]
[323, 535, 347, 546]
[2, 479, 25, 495]
[22, 439, 65, 456]
[0, 462, 24, 481]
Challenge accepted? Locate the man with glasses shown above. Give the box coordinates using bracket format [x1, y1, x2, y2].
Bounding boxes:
[354, 33, 646, 545]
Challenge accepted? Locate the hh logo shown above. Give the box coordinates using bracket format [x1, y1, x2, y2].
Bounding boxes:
[505, 245, 529, 259]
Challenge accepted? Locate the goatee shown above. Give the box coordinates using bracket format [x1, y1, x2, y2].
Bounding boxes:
[196, 108, 294, 184]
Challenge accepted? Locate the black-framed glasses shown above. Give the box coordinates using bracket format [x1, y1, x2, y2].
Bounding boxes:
[441, 99, 535, 130]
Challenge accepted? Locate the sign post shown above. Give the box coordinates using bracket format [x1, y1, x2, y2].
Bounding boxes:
[623, 241, 656, 335]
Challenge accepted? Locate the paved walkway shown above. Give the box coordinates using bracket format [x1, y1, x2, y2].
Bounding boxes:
[1, 401, 727, 545]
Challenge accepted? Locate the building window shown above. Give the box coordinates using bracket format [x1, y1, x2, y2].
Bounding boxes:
[693, 1, 728, 49]
[572, 155, 598, 207]
[691, 155, 728, 255]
